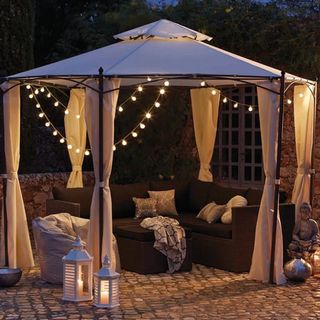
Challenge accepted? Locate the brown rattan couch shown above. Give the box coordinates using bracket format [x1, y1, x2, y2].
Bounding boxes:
[46, 179, 295, 273]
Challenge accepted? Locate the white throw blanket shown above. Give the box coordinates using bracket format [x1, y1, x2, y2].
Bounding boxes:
[140, 216, 186, 273]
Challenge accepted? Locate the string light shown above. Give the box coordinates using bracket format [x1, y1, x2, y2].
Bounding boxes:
[146, 112, 151, 119]
[155, 102, 160, 108]
[39, 113, 44, 118]
[112, 146, 116, 151]
[287, 99, 292, 105]
[118, 106, 124, 112]
[36, 103, 41, 109]
[160, 88, 165, 95]
[85, 150, 90, 156]
[53, 130, 58, 136]
[75, 148, 80, 154]
[200, 81, 206, 87]
[248, 106, 253, 112]
[29, 94, 34, 99]
[54, 101, 59, 107]
[233, 103, 238, 108]
[60, 138, 65, 144]
[131, 96, 137, 101]
[223, 97, 228, 103]
[140, 123, 146, 129]
[132, 132, 138, 138]
[164, 81, 170, 87]
[138, 85, 143, 92]
[34, 89, 39, 95]
[147, 76, 151, 81]
[65, 110, 69, 115]
[76, 114, 81, 119]
[47, 93, 51, 98]
[67, 144, 73, 150]
[26, 84, 31, 90]
[45, 122, 50, 127]
[121, 139, 127, 146]
[211, 89, 217, 96]
[40, 87, 45, 92]
[299, 93, 304, 98]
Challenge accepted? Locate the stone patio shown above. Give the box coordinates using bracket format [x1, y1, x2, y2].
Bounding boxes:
[1, 264, 320, 320]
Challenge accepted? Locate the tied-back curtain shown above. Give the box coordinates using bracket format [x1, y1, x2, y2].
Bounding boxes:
[85, 79, 120, 272]
[291, 84, 315, 219]
[190, 88, 220, 182]
[0, 81, 34, 269]
[65, 89, 87, 188]
[249, 82, 286, 285]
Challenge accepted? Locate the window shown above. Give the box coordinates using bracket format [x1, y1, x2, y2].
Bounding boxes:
[212, 86, 263, 187]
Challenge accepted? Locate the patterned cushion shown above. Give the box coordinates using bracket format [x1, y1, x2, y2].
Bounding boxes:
[132, 197, 158, 219]
[196, 202, 226, 223]
[148, 190, 178, 216]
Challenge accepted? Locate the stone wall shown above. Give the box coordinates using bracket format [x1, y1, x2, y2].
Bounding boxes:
[0, 172, 95, 221]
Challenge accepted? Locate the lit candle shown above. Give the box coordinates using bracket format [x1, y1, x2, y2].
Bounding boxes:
[101, 290, 109, 304]
[77, 279, 83, 296]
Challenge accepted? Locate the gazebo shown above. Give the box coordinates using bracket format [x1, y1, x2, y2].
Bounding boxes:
[1, 19, 317, 285]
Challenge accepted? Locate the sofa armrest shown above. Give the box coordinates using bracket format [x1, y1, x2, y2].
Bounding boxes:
[46, 199, 80, 217]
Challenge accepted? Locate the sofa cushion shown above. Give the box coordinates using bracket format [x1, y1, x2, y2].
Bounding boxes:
[149, 180, 190, 212]
[188, 179, 212, 212]
[178, 213, 232, 239]
[114, 223, 192, 242]
[207, 184, 247, 205]
[52, 186, 93, 218]
[110, 182, 150, 219]
[148, 190, 178, 216]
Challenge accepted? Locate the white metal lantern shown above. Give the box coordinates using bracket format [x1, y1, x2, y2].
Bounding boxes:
[62, 235, 93, 302]
[93, 255, 120, 308]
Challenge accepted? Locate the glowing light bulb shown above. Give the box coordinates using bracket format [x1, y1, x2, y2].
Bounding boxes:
[138, 85, 143, 92]
[64, 109, 69, 115]
[299, 93, 304, 98]
[132, 132, 138, 138]
[223, 97, 228, 103]
[26, 84, 31, 90]
[233, 103, 238, 108]
[45, 122, 50, 127]
[248, 106, 253, 112]
[112, 146, 116, 151]
[39, 113, 44, 118]
[122, 139, 127, 146]
[40, 87, 45, 92]
[287, 99, 292, 104]
[164, 80, 170, 87]
[147, 76, 151, 81]
[34, 89, 39, 95]
[36, 103, 41, 109]
[60, 138, 65, 144]
[118, 106, 124, 112]
[211, 89, 217, 95]
[85, 150, 90, 156]
[29, 94, 34, 99]
[155, 102, 160, 108]
[146, 112, 151, 119]
[47, 93, 51, 98]
[54, 101, 59, 107]
[200, 81, 206, 87]
[76, 114, 80, 119]
[67, 144, 72, 150]
[160, 88, 165, 95]
[75, 148, 80, 154]
[140, 123, 145, 129]
[131, 96, 137, 101]
[53, 130, 58, 136]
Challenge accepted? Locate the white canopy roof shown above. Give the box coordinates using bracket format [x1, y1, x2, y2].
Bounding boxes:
[8, 19, 313, 87]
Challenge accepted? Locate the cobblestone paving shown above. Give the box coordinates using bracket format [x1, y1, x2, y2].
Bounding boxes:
[1, 264, 320, 319]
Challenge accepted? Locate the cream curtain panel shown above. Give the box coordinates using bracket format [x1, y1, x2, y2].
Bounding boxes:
[291, 84, 315, 219]
[65, 89, 87, 188]
[191, 88, 220, 182]
[249, 82, 286, 285]
[85, 79, 120, 272]
[0, 82, 34, 269]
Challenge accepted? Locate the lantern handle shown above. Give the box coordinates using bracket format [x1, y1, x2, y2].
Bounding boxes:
[73, 235, 83, 250]
[102, 255, 111, 269]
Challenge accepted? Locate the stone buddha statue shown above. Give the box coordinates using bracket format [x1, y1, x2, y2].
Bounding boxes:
[288, 202, 320, 259]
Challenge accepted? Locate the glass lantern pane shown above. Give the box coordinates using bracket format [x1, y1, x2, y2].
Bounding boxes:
[79, 264, 89, 295]
[100, 280, 110, 304]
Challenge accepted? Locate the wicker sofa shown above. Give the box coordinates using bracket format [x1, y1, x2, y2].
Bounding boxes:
[46, 179, 295, 273]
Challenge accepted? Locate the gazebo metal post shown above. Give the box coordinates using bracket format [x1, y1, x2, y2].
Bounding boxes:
[310, 81, 318, 206]
[98, 67, 104, 267]
[269, 70, 285, 283]
[1, 96, 8, 266]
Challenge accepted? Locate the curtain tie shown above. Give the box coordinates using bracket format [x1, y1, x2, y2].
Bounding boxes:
[72, 165, 82, 171]
[200, 163, 211, 171]
[297, 168, 311, 175]
[6, 172, 18, 180]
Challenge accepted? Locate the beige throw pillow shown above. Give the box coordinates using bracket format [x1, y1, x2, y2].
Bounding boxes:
[148, 190, 178, 216]
[197, 202, 226, 223]
[132, 197, 158, 219]
[221, 195, 248, 224]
